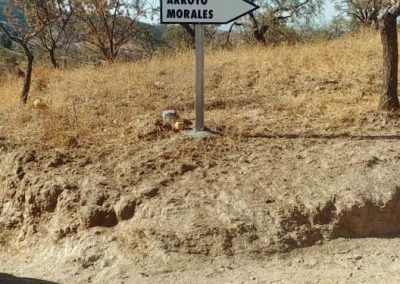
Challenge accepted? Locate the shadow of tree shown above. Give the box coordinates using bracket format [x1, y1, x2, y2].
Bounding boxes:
[0, 273, 59, 284]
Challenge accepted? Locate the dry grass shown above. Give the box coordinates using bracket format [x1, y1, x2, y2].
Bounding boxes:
[0, 30, 385, 147]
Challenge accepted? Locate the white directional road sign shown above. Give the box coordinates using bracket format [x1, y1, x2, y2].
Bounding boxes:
[160, 0, 259, 136]
[160, 0, 259, 24]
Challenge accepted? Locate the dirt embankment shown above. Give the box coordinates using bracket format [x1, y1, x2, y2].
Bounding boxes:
[2, 129, 400, 259]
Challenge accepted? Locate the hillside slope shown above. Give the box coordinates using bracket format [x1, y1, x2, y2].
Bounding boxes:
[2, 30, 400, 283]
[0, 0, 4, 22]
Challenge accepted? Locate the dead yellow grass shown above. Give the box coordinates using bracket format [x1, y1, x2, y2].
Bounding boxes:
[0, 29, 385, 147]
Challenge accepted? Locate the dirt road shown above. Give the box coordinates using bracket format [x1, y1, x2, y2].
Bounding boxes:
[1, 237, 400, 283]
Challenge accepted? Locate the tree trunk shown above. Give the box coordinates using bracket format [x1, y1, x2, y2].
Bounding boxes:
[249, 12, 267, 44]
[49, 48, 59, 68]
[100, 47, 114, 63]
[379, 14, 400, 111]
[21, 44, 34, 104]
[180, 24, 195, 47]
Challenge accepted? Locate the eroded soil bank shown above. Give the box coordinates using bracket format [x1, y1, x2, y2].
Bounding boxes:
[2, 128, 400, 282]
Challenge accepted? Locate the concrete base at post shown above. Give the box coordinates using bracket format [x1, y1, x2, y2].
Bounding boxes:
[186, 129, 219, 139]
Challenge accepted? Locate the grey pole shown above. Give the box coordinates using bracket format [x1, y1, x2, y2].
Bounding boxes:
[195, 24, 205, 131]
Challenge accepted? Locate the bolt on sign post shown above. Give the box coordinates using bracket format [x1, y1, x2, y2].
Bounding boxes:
[160, 0, 259, 135]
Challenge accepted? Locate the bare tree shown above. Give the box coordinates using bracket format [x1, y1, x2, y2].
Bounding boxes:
[336, 0, 382, 27]
[0, 0, 55, 104]
[247, 0, 323, 44]
[224, 22, 243, 47]
[73, 0, 147, 62]
[378, 2, 400, 111]
[37, 0, 74, 68]
[59, 16, 79, 68]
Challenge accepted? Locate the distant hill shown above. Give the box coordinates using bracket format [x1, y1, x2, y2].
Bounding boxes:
[0, 45, 24, 70]
[0, 1, 165, 40]
[0, 0, 5, 23]
[137, 21, 167, 41]
[0, 0, 21, 28]
[0, 0, 25, 29]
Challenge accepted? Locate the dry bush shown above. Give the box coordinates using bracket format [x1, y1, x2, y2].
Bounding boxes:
[0, 29, 384, 147]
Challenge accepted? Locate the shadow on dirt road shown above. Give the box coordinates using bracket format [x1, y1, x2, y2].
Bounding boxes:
[0, 273, 58, 284]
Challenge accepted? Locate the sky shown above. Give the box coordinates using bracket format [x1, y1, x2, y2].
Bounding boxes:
[322, 0, 337, 24]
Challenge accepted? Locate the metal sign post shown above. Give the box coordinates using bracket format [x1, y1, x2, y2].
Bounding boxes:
[160, 0, 259, 137]
[195, 24, 205, 132]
